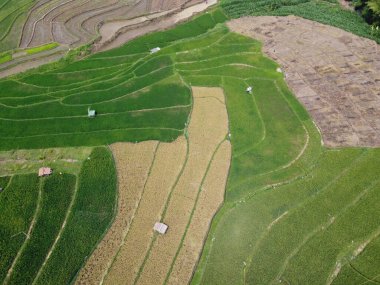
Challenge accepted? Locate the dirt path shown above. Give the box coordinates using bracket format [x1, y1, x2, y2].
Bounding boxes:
[0, 48, 67, 79]
[228, 16, 380, 147]
[77, 87, 231, 285]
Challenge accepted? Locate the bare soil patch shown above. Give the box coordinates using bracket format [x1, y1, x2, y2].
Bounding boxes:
[97, 0, 216, 51]
[228, 16, 380, 147]
[75, 141, 158, 285]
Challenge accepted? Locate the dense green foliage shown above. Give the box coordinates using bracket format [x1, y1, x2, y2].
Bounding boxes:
[0, 174, 40, 282]
[7, 173, 76, 285]
[221, 0, 380, 42]
[34, 147, 116, 284]
[350, 0, 380, 30]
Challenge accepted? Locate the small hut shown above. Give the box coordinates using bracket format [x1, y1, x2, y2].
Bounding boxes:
[150, 47, 161, 54]
[153, 222, 168, 234]
[88, 107, 96, 118]
[246, 86, 253, 94]
[38, 167, 52, 177]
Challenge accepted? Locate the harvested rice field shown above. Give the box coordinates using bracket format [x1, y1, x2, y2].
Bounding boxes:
[80, 87, 231, 285]
[1, 2, 380, 284]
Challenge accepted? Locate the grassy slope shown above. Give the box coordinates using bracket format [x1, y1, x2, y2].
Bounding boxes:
[221, 0, 380, 43]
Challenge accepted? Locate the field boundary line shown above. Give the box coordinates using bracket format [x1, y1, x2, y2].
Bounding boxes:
[175, 51, 259, 64]
[328, 226, 380, 285]
[1, 127, 183, 140]
[32, 175, 80, 285]
[59, 66, 173, 104]
[163, 138, 227, 285]
[100, 142, 160, 285]
[242, 150, 369, 284]
[71, 145, 119, 284]
[0, 104, 191, 121]
[132, 84, 194, 285]
[4, 178, 44, 284]
[228, 79, 311, 191]
[233, 78, 266, 158]
[274, 178, 380, 284]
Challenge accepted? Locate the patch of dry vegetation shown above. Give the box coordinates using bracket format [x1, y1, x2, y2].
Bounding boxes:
[168, 140, 231, 285]
[75, 141, 158, 285]
[103, 137, 187, 285]
[78, 87, 231, 285]
[136, 87, 230, 285]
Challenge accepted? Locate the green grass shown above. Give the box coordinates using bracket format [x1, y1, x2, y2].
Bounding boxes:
[34, 147, 117, 284]
[0, 174, 40, 282]
[25, 42, 59, 55]
[0, 146, 93, 176]
[0, 10, 228, 150]
[6, 173, 76, 285]
[221, 0, 380, 43]
[0, 5, 379, 284]
[0, 52, 12, 64]
[0, 176, 10, 189]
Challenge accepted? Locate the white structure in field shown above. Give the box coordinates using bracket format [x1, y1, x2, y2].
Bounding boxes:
[246, 86, 253, 94]
[150, 47, 161, 54]
[276, 67, 283, 73]
[154, 222, 168, 234]
[88, 107, 96, 118]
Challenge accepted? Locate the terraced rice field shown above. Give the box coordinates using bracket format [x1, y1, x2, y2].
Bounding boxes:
[0, 0, 36, 51]
[0, 147, 117, 285]
[79, 86, 231, 285]
[0, 4, 380, 284]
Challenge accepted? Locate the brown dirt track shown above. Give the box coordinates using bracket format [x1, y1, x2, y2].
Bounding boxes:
[228, 16, 380, 147]
[78, 87, 231, 285]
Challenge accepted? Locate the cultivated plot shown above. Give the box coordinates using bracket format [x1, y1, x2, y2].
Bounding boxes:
[228, 16, 380, 147]
[79, 87, 231, 285]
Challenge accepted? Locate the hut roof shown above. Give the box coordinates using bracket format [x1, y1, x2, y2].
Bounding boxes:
[153, 222, 168, 234]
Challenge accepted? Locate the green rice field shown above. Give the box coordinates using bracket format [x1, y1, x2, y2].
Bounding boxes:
[0, 147, 117, 284]
[0, 5, 379, 285]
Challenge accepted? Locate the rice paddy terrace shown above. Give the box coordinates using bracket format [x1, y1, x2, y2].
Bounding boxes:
[0, 4, 380, 285]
